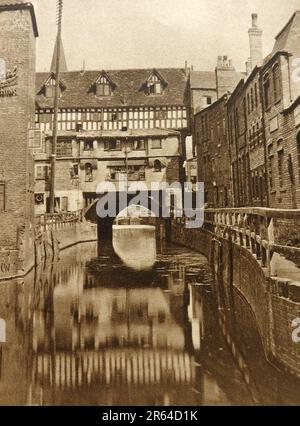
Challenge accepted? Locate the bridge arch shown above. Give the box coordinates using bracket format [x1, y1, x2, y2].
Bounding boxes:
[84, 191, 168, 240]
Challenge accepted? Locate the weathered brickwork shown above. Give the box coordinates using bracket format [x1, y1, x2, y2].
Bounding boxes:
[171, 220, 300, 379]
[194, 11, 300, 209]
[0, 3, 38, 276]
[195, 95, 232, 207]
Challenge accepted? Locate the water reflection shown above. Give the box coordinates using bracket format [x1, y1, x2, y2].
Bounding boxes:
[0, 241, 300, 405]
[112, 225, 156, 271]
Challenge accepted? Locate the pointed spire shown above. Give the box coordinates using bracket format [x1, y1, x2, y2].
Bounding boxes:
[50, 34, 68, 73]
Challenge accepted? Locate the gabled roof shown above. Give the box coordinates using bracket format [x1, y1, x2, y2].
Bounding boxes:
[36, 73, 66, 95]
[271, 10, 300, 56]
[35, 68, 189, 109]
[146, 69, 168, 86]
[93, 70, 117, 89]
[190, 71, 216, 90]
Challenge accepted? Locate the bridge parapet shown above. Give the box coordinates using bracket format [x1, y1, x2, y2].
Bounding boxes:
[35, 210, 84, 234]
[174, 207, 300, 280]
[171, 209, 300, 379]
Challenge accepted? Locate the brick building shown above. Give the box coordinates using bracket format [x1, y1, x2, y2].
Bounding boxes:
[195, 12, 300, 209]
[227, 63, 267, 207]
[195, 94, 231, 207]
[33, 60, 190, 213]
[261, 11, 300, 208]
[0, 1, 38, 275]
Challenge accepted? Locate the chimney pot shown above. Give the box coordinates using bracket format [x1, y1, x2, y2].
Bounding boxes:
[248, 14, 263, 69]
[252, 13, 258, 28]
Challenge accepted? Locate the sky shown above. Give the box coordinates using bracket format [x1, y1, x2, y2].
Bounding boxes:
[31, 0, 300, 72]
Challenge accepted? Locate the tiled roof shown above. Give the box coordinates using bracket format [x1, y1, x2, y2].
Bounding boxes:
[272, 10, 300, 55]
[44, 128, 180, 139]
[190, 71, 216, 89]
[36, 68, 189, 109]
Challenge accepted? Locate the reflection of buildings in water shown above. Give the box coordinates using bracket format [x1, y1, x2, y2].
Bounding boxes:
[31, 271, 196, 397]
[187, 284, 204, 351]
[36, 286, 186, 352]
[0, 272, 36, 405]
[34, 349, 195, 389]
[112, 225, 156, 271]
[167, 265, 186, 295]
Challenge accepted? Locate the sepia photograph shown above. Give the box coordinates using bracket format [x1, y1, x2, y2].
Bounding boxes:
[0, 0, 300, 414]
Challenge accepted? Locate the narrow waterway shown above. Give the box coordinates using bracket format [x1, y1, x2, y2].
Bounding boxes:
[0, 230, 300, 406]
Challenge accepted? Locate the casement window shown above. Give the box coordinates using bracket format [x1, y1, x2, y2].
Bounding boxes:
[254, 83, 258, 107]
[85, 163, 93, 182]
[57, 139, 72, 157]
[45, 85, 55, 98]
[70, 164, 79, 179]
[36, 165, 50, 180]
[84, 140, 94, 151]
[206, 97, 212, 105]
[133, 139, 146, 150]
[273, 64, 281, 102]
[60, 197, 68, 212]
[146, 74, 162, 95]
[90, 112, 101, 122]
[0, 183, 5, 212]
[104, 140, 121, 151]
[263, 74, 271, 109]
[151, 139, 162, 149]
[108, 112, 118, 122]
[250, 88, 254, 111]
[277, 148, 284, 188]
[235, 107, 240, 135]
[97, 76, 111, 96]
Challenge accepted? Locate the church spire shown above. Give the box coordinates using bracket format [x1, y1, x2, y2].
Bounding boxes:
[50, 34, 68, 73]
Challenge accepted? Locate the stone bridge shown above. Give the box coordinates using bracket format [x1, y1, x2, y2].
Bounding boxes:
[171, 208, 300, 379]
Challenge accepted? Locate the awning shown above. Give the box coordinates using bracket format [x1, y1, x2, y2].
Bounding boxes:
[127, 159, 146, 166]
[148, 157, 168, 168]
[107, 160, 126, 167]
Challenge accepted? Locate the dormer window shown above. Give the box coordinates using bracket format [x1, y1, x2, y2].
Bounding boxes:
[97, 76, 111, 96]
[45, 84, 55, 98]
[42, 74, 66, 99]
[45, 76, 57, 98]
[143, 70, 167, 96]
[146, 74, 162, 95]
[94, 73, 115, 97]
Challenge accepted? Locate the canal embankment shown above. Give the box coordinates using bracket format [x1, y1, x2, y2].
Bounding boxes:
[171, 208, 300, 380]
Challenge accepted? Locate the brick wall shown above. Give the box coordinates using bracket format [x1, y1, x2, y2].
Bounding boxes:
[0, 4, 37, 275]
[171, 221, 300, 379]
[195, 95, 232, 207]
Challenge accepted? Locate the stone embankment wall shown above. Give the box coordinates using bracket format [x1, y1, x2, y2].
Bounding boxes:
[171, 220, 300, 379]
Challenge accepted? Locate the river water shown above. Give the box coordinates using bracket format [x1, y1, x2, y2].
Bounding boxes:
[0, 230, 300, 406]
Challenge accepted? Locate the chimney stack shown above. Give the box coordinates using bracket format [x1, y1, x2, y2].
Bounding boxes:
[248, 13, 263, 69]
[246, 58, 252, 76]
